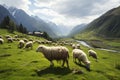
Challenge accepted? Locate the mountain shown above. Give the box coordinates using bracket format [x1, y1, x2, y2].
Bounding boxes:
[8, 7, 58, 38]
[82, 6, 120, 38]
[33, 16, 64, 37]
[0, 5, 16, 23]
[69, 24, 87, 36]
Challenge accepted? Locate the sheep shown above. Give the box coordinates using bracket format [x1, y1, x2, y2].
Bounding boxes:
[36, 45, 69, 68]
[7, 38, 13, 43]
[18, 40, 25, 48]
[0, 38, 4, 44]
[72, 44, 76, 49]
[88, 49, 98, 62]
[23, 38, 28, 42]
[76, 44, 81, 49]
[72, 49, 90, 70]
[14, 35, 18, 38]
[24, 41, 33, 49]
[5, 35, 11, 39]
[29, 38, 33, 41]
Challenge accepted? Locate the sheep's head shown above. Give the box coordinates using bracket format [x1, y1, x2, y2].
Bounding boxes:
[36, 45, 45, 52]
[85, 61, 91, 71]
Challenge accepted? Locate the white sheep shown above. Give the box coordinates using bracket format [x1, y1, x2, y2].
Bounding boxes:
[7, 38, 13, 43]
[76, 44, 81, 49]
[5, 35, 11, 39]
[88, 49, 98, 62]
[72, 49, 90, 70]
[14, 35, 18, 38]
[23, 38, 28, 42]
[24, 41, 33, 49]
[36, 45, 69, 68]
[18, 40, 25, 48]
[72, 44, 76, 49]
[0, 38, 4, 44]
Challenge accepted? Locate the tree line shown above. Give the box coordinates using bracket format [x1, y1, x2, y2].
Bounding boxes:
[0, 16, 27, 34]
[0, 16, 52, 40]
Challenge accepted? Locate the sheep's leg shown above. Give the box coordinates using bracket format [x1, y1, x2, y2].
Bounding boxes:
[78, 59, 81, 64]
[66, 60, 69, 68]
[62, 60, 65, 67]
[75, 58, 77, 62]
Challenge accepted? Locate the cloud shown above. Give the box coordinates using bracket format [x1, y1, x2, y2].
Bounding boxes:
[50, 0, 107, 18]
[32, 0, 120, 27]
[0, 0, 120, 28]
[0, 0, 33, 15]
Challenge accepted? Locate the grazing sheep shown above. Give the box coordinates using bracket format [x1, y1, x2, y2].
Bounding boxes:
[23, 38, 28, 42]
[5, 35, 11, 39]
[18, 40, 25, 48]
[76, 44, 81, 49]
[72, 44, 76, 49]
[14, 35, 18, 38]
[88, 49, 98, 62]
[29, 38, 33, 41]
[72, 49, 90, 70]
[36, 45, 69, 67]
[7, 38, 13, 43]
[24, 41, 33, 49]
[0, 38, 4, 44]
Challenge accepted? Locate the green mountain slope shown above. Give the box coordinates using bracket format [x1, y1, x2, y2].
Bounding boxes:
[77, 6, 120, 38]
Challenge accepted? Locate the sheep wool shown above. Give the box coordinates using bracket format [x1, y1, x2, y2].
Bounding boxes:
[88, 49, 98, 61]
[0, 38, 4, 44]
[18, 40, 25, 48]
[36, 45, 69, 67]
[72, 49, 90, 70]
[24, 41, 33, 49]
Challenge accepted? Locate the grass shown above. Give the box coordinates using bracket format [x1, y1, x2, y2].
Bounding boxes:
[0, 29, 120, 80]
[73, 31, 120, 51]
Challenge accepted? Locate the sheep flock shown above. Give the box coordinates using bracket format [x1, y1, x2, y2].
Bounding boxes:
[0, 34, 99, 71]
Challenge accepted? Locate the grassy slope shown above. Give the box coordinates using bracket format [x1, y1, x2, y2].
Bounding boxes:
[0, 29, 120, 80]
[73, 31, 120, 51]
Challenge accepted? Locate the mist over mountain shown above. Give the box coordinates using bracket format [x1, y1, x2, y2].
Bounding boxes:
[0, 4, 83, 38]
[68, 24, 87, 36]
[8, 7, 59, 38]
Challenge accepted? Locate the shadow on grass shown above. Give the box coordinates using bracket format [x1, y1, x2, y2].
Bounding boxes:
[74, 62, 91, 71]
[36, 66, 71, 76]
[0, 53, 11, 57]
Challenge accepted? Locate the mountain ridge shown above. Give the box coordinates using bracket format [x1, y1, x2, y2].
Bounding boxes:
[74, 6, 120, 38]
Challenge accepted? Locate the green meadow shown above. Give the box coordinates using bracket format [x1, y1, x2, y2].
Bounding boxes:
[0, 29, 120, 80]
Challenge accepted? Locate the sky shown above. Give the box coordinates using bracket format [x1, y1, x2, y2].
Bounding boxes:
[0, 0, 120, 28]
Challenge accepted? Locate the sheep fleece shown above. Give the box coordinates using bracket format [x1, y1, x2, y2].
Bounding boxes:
[36, 45, 69, 61]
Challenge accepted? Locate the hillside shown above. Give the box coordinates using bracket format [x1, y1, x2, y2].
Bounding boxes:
[0, 29, 120, 80]
[82, 6, 120, 38]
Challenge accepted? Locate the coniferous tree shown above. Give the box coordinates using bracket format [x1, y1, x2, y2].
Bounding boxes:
[0, 16, 10, 29]
[8, 20, 16, 33]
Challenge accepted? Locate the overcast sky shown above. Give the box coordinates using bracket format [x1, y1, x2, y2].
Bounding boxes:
[0, 0, 120, 28]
